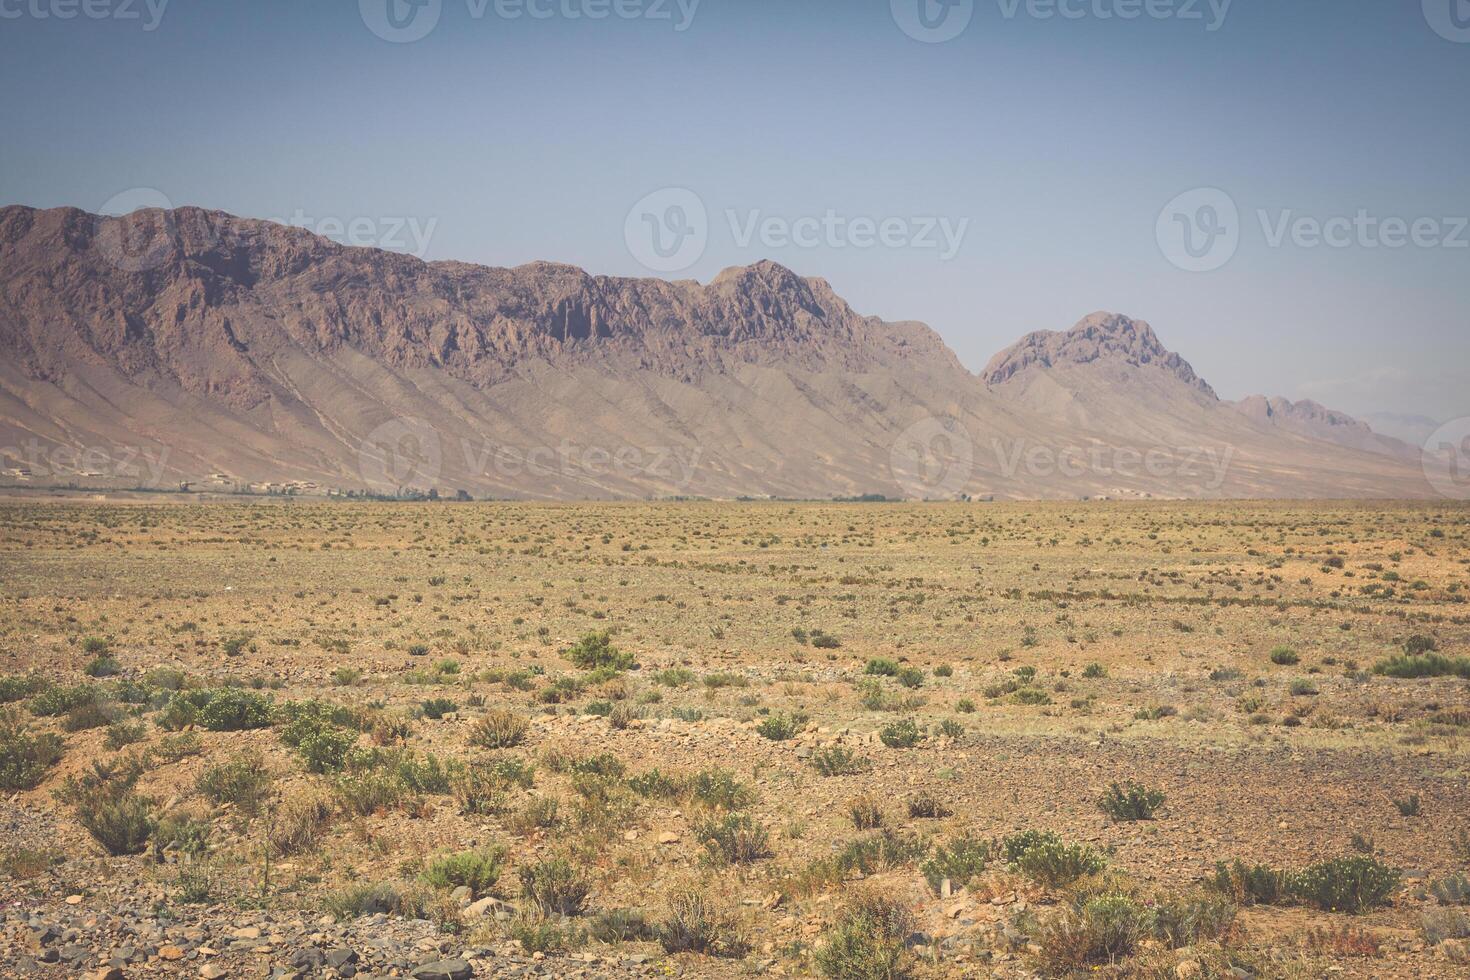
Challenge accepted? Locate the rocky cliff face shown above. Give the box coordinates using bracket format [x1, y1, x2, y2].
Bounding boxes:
[0, 205, 964, 404]
[981, 312, 1216, 397]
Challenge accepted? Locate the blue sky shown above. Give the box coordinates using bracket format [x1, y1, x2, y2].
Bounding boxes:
[2, 0, 1467, 422]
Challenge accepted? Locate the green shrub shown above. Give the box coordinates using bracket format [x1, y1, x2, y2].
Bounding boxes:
[697, 813, 771, 864]
[563, 631, 636, 671]
[519, 856, 591, 916]
[325, 881, 427, 920]
[335, 767, 409, 816]
[921, 836, 991, 894]
[956, 698, 976, 713]
[811, 633, 841, 649]
[0, 708, 64, 790]
[688, 768, 756, 810]
[878, 718, 921, 748]
[298, 725, 358, 773]
[1013, 837, 1107, 888]
[197, 688, 274, 731]
[657, 888, 748, 957]
[652, 667, 695, 687]
[1098, 782, 1165, 821]
[0, 674, 50, 704]
[84, 655, 121, 678]
[589, 908, 654, 943]
[29, 684, 101, 717]
[896, 667, 925, 689]
[62, 698, 122, 732]
[1373, 652, 1470, 679]
[420, 697, 458, 719]
[196, 751, 273, 814]
[933, 718, 964, 739]
[627, 768, 683, 799]
[1082, 663, 1107, 678]
[811, 746, 870, 777]
[1270, 646, 1300, 666]
[1287, 856, 1400, 913]
[1210, 859, 1287, 905]
[864, 658, 899, 677]
[756, 711, 804, 741]
[78, 791, 156, 855]
[422, 846, 505, 898]
[833, 831, 927, 876]
[814, 892, 913, 980]
[103, 718, 147, 751]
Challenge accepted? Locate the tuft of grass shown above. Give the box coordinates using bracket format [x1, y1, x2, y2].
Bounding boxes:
[814, 891, 913, 980]
[657, 887, 749, 957]
[878, 718, 921, 748]
[469, 709, 529, 748]
[812, 746, 870, 777]
[1373, 652, 1470, 679]
[422, 846, 505, 898]
[518, 856, 591, 916]
[696, 812, 771, 864]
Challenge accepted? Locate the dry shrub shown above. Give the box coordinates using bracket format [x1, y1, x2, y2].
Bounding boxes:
[469, 710, 529, 749]
[269, 789, 335, 857]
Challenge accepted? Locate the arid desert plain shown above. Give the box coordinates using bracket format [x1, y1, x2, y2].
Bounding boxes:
[2, 498, 1469, 979]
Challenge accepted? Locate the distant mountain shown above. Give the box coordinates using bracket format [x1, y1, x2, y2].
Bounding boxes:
[0, 205, 1437, 500]
[1362, 412, 1441, 448]
[1227, 395, 1421, 462]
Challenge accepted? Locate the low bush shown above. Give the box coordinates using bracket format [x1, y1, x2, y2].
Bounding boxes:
[518, 856, 591, 916]
[755, 711, 804, 741]
[563, 631, 636, 671]
[697, 813, 771, 864]
[197, 688, 274, 731]
[687, 768, 756, 810]
[79, 790, 156, 855]
[196, 751, 273, 814]
[0, 674, 50, 704]
[814, 891, 913, 980]
[848, 795, 884, 830]
[864, 658, 899, 677]
[1270, 646, 1300, 666]
[1034, 893, 1144, 970]
[921, 835, 990, 894]
[1210, 859, 1286, 905]
[0, 708, 64, 791]
[878, 718, 921, 748]
[469, 710, 529, 749]
[657, 888, 748, 957]
[1373, 652, 1470, 679]
[1098, 782, 1165, 821]
[422, 846, 505, 898]
[907, 792, 950, 819]
[1013, 836, 1107, 888]
[1288, 856, 1400, 914]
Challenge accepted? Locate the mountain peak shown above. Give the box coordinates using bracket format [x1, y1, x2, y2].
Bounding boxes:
[981, 311, 1216, 397]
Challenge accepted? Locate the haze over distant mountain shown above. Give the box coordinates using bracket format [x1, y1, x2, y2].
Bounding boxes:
[0, 205, 1438, 500]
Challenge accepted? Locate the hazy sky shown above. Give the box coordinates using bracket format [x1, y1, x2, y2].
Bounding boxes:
[2, 0, 1466, 423]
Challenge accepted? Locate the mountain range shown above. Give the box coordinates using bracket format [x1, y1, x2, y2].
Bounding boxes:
[0, 204, 1438, 500]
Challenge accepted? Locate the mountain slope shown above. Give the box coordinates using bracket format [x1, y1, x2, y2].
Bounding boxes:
[0, 205, 1436, 500]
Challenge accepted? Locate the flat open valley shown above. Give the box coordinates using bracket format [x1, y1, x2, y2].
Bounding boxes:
[3, 498, 1469, 978]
